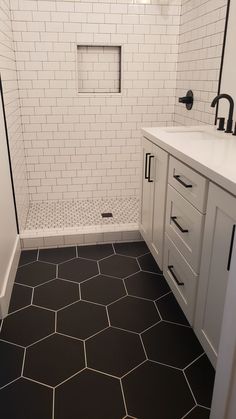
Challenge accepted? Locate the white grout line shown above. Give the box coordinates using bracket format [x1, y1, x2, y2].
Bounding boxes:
[23, 376, 54, 390]
[0, 377, 21, 391]
[84, 326, 110, 342]
[149, 359, 183, 372]
[0, 337, 25, 349]
[180, 405, 197, 419]
[33, 278, 57, 289]
[21, 347, 26, 376]
[121, 359, 147, 379]
[14, 281, 34, 289]
[198, 404, 211, 410]
[120, 378, 128, 417]
[83, 340, 87, 368]
[183, 352, 205, 371]
[32, 304, 56, 313]
[139, 320, 162, 335]
[26, 332, 55, 349]
[87, 367, 120, 381]
[56, 332, 83, 343]
[106, 306, 111, 326]
[183, 369, 197, 405]
[139, 335, 148, 360]
[153, 300, 163, 320]
[52, 388, 55, 419]
[155, 290, 172, 301]
[7, 304, 32, 316]
[162, 319, 191, 329]
[54, 312, 57, 333]
[55, 369, 86, 388]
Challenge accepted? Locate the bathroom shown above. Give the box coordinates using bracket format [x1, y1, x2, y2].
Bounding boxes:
[0, 0, 236, 417]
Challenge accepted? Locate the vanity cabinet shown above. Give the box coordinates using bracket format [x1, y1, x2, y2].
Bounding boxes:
[194, 183, 236, 367]
[140, 137, 168, 269]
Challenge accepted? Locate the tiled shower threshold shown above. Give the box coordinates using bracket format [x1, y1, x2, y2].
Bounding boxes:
[20, 197, 140, 249]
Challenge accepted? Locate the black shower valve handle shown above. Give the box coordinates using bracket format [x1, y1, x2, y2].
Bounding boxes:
[178, 90, 194, 110]
[233, 122, 236, 136]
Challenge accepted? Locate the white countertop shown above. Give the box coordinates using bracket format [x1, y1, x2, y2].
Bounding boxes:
[142, 125, 236, 197]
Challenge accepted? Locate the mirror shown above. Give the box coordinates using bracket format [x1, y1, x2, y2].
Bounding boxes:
[218, 0, 236, 123]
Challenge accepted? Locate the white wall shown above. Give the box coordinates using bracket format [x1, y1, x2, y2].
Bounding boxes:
[174, 0, 228, 126]
[11, 0, 181, 202]
[0, 0, 29, 229]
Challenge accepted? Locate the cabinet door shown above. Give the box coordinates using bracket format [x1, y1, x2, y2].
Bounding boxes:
[195, 183, 236, 367]
[151, 146, 168, 269]
[140, 137, 154, 243]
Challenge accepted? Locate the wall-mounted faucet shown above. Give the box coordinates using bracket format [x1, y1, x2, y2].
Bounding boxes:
[211, 93, 234, 133]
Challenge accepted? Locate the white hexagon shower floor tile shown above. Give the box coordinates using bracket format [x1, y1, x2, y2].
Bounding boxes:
[25, 197, 139, 230]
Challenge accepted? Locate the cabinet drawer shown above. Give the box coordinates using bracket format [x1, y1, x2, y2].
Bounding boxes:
[166, 185, 204, 273]
[168, 157, 208, 213]
[163, 235, 198, 325]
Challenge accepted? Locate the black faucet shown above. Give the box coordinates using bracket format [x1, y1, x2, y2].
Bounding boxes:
[211, 93, 234, 133]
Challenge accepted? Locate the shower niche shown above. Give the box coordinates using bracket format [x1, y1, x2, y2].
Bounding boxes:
[77, 45, 121, 94]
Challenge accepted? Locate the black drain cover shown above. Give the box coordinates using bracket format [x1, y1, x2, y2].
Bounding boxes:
[101, 213, 113, 218]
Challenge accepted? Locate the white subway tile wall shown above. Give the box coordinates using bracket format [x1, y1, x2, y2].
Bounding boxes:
[0, 0, 29, 229]
[174, 0, 227, 125]
[77, 45, 121, 93]
[10, 0, 181, 202]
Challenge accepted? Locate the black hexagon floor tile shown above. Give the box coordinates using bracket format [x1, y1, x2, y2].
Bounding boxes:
[33, 279, 80, 311]
[156, 292, 189, 326]
[108, 296, 160, 333]
[39, 246, 76, 264]
[0, 341, 24, 388]
[185, 354, 215, 408]
[55, 369, 125, 419]
[142, 321, 203, 369]
[122, 361, 194, 419]
[77, 243, 114, 260]
[86, 327, 145, 377]
[184, 406, 210, 419]
[24, 333, 85, 387]
[18, 249, 38, 267]
[9, 284, 32, 314]
[114, 241, 149, 257]
[125, 271, 170, 300]
[81, 275, 126, 305]
[99, 255, 139, 279]
[0, 378, 52, 419]
[0, 306, 55, 347]
[58, 258, 98, 283]
[138, 253, 162, 274]
[15, 261, 56, 287]
[57, 301, 108, 339]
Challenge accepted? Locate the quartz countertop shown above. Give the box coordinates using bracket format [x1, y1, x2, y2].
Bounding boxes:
[142, 125, 236, 196]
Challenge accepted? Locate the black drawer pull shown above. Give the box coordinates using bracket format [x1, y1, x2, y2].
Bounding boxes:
[171, 216, 189, 233]
[148, 155, 154, 183]
[174, 174, 193, 188]
[168, 265, 184, 286]
[227, 224, 235, 271]
[145, 153, 151, 179]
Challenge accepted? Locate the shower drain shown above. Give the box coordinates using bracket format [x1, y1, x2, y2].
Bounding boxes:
[101, 212, 113, 218]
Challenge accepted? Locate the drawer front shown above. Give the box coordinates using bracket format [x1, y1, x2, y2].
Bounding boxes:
[168, 157, 208, 213]
[163, 235, 198, 325]
[166, 185, 204, 273]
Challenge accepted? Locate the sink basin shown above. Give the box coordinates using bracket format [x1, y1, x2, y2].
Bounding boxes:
[164, 128, 220, 140]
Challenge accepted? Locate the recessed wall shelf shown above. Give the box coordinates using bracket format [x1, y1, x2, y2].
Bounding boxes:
[77, 45, 121, 94]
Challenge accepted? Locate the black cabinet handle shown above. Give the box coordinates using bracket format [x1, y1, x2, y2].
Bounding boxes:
[144, 153, 151, 179]
[227, 224, 235, 271]
[168, 265, 184, 286]
[148, 155, 154, 183]
[173, 174, 192, 188]
[171, 216, 189, 233]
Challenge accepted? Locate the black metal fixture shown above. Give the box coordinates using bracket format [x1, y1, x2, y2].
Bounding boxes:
[144, 152, 154, 183]
[170, 216, 189, 233]
[233, 122, 236, 136]
[216, 117, 225, 131]
[211, 93, 234, 133]
[173, 174, 192, 188]
[168, 265, 184, 286]
[178, 90, 194, 110]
